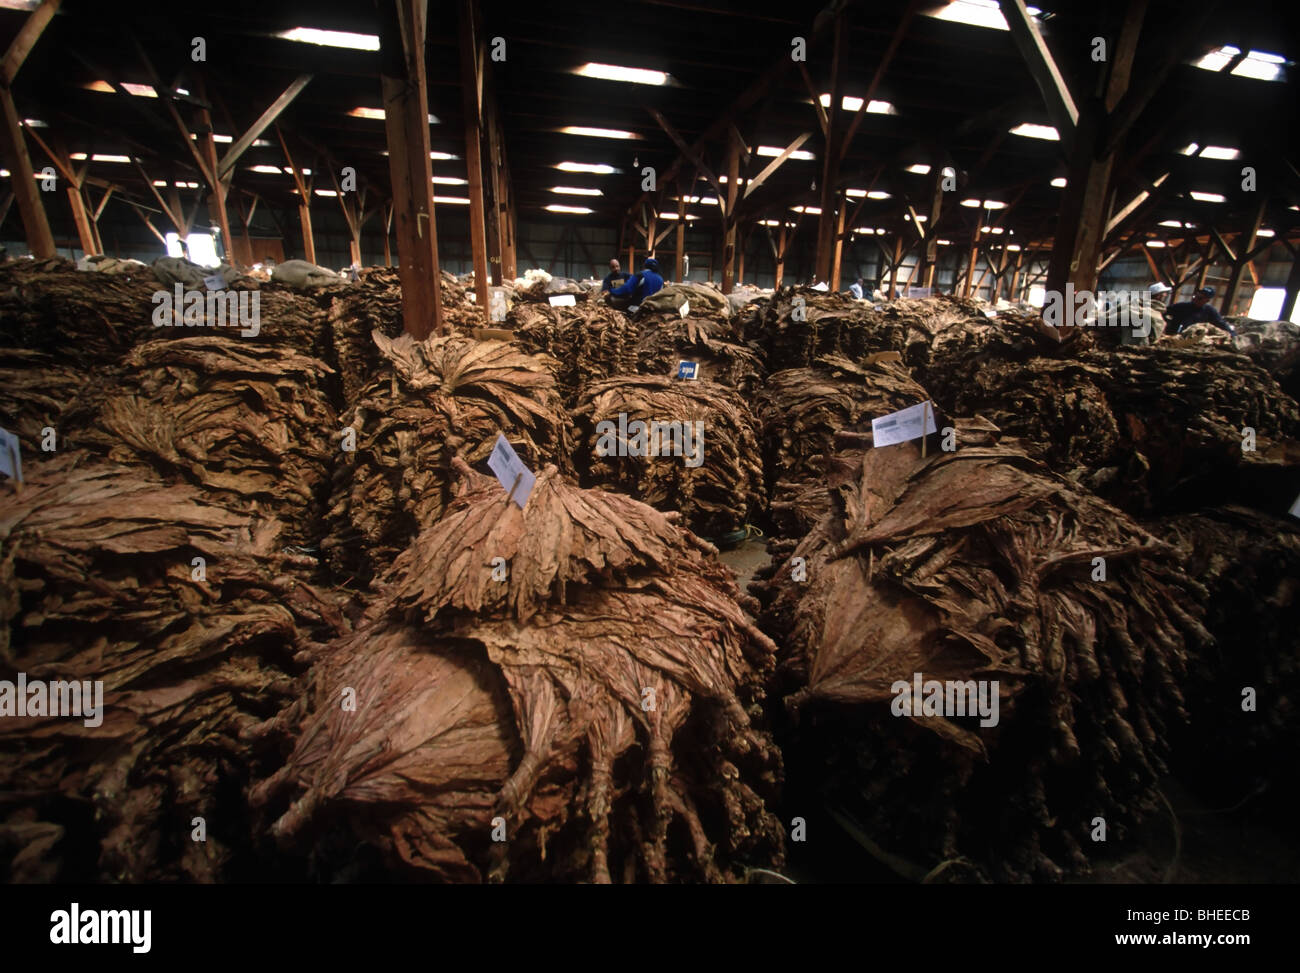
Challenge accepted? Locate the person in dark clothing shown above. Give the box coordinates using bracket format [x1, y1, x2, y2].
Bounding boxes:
[600, 258, 630, 293]
[606, 257, 665, 311]
[1165, 286, 1237, 337]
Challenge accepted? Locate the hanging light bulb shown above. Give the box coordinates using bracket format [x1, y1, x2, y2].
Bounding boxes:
[632, 155, 639, 168]
[811, 179, 817, 191]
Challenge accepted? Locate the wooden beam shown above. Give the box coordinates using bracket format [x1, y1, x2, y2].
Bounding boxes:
[0, 88, 55, 257]
[743, 132, 813, 201]
[1222, 198, 1266, 314]
[1102, 4, 1220, 157]
[380, 0, 443, 338]
[459, 0, 489, 318]
[0, 0, 60, 87]
[217, 75, 313, 181]
[647, 108, 726, 212]
[997, 0, 1079, 143]
[276, 128, 316, 263]
[798, 63, 829, 138]
[839, 0, 920, 160]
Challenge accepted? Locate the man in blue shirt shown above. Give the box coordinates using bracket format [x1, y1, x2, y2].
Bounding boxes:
[1165, 286, 1237, 337]
[600, 258, 630, 293]
[606, 257, 665, 311]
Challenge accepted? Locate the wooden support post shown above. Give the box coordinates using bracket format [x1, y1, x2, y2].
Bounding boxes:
[1222, 198, 1266, 315]
[775, 223, 787, 289]
[459, 0, 489, 319]
[963, 225, 982, 298]
[814, 15, 847, 284]
[384, 201, 393, 266]
[380, 0, 443, 337]
[277, 128, 316, 263]
[198, 108, 234, 262]
[737, 226, 746, 285]
[1041, 0, 1144, 301]
[889, 235, 903, 299]
[722, 132, 740, 293]
[25, 127, 97, 255]
[831, 191, 846, 291]
[675, 194, 686, 280]
[0, 90, 54, 257]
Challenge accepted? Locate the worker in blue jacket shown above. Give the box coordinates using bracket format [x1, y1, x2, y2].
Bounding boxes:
[606, 257, 665, 311]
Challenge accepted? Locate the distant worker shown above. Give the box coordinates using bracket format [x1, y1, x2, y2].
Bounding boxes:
[606, 257, 664, 311]
[601, 258, 630, 293]
[848, 277, 865, 300]
[1165, 285, 1237, 337]
[1115, 281, 1171, 346]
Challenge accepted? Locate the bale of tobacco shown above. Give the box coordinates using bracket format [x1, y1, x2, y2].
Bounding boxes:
[69, 336, 337, 548]
[0, 348, 112, 461]
[1152, 506, 1300, 804]
[756, 355, 930, 537]
[325, 268, 404, 406]
[0, 454, 347, 882]
[634, 311, 766, 394]
[920, 341, 1300, 516]
[323, 331, 572, 584]
[753, 439, 1211, 882]
[252, 462, 785, 883]
[753, 288, 900, 371]
[0, 257, 158, 368]
[572, 374, 765, 538]
[510, 302, 640, 402]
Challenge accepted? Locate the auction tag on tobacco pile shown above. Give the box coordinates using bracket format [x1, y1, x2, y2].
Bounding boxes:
[487, 433, 536, 509]
[0, 426, 21, 482]
[548, 294, 576, 307]
[679, 300, 690, 318]
[203, 273, 226, 291]
[677, 361, 699, 380]
[872, 400, 937, 448]
[1289, 491, 1300, 519]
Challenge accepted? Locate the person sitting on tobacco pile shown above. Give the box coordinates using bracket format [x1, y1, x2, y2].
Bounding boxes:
[848, 277, 865, 300]
[605, 257, 664, 312]
[1164, 285, 1237, 337]
[600, 258, 630, 293]
[1109, 281, 1171, 347]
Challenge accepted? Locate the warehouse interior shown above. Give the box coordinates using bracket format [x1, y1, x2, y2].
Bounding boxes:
[0, 0, 1297, 886]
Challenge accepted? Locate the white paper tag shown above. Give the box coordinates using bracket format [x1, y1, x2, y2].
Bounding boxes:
[908, 286, 933, 298]
[872, 401, 938, 448]
[1289, 491, 1300, 519]
[548, 294, 576, 307]
[0, 426, 21, 481]
[487, 433, 536, 509]
[677, 361, 699, 380]
[203, 274, 226, 291]
[679, 300, 690, 318]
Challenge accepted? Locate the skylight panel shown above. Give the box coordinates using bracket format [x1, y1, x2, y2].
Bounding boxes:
[276, 28, 379, 51]
[574, 63, 667, 86]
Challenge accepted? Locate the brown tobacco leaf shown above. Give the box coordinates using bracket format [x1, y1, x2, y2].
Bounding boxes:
[0, 454, 347, 882]
[572, 374, 765, 537]
[634, 311, 767, 394]
[258, 464, 785, 883]
[510, 302, 641, 403]
[755, 437, 1211, 881]
[323, 331, 572, 584]
[758, 356, 932, 538]
[70, 336, 338, 547]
